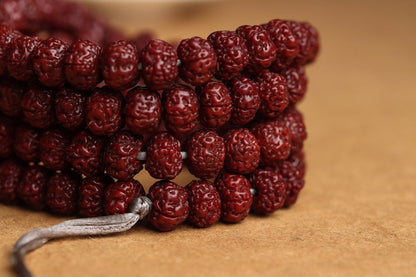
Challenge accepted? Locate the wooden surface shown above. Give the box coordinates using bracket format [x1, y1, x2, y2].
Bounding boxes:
[1, 0, 416, 276]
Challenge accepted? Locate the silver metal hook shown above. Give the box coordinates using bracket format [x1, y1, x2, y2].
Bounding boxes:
[11, 196, 152, 277]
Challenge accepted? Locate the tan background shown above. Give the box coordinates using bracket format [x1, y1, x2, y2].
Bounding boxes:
[1, 0, 416, 276]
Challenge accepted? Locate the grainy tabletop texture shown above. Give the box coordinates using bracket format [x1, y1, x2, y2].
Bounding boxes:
[1, 0, 415, 276]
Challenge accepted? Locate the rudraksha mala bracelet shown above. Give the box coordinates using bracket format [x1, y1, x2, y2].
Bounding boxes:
[0, 0, 319, 276]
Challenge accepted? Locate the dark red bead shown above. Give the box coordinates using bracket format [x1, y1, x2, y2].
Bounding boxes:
[224, 128, 260, 174]
[20, 85, 55, 129]
[79, 175, 113, 217]
[140, 39, 178, 90]
[101, 40, 140, 91]
[32, 37, 68, 87]
[0, 116, 13, 159]
[186, 129, 225, 179]
[125, 87, 161, 135]
[67, 130, 105, 177]
[7, 35, 41, 81]
[208, 30, 249, 80]
[0, 158, 24, 204]
[236, 25, 277, 74]
[0, 78, 26, 117]
[279, 65, 308, 104]
[146, 132, 183, 179]
[215, 173, 252, 223]
[177, 36, 217, 86]
[287, 21, 320, 65]
[228, 76, 260, 125]
[54, 87, 85, 131]
[104, 179, 145, 215]
[251, 120, 292, 165]
[250, 169, 286, 215]
[13, 124, 40, 162]
[46, 171, 81, 216]
[163, 84, 199, 134]
[264, 19, 299, 70]
[186, 180, 221, 228]
[85, 87, 123, 136]
[278, 107, 307, 153]
[103, 131, 143, 181]
[0, 25, 21, 76]
[256, 70, 289, 118]
[199, 81, 232, 128]
[39, 128, 70, 170]
[147, 180, 189, 232]
[0, 0, 26, 31]
[64, 39, 102, 91]
[17, 165, 49, 211]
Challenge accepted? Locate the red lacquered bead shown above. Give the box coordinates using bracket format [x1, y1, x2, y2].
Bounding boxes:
[104, 179, 145, 215]
[32, 37, 69, 87]
[224, 128, 260, 174]
[17, 165, 49, 211]
[125, 87, 161, 135]
[215, 173, 252, 223]
[0, 78, 26, 117]
[186, 180, 221, 228]
[46, 171, 81, 216]
[177, 36, 217, 86]
[20, 85, 55, 129]
[103, 131, 143, 181]
[67, 130, 105, 177]
[39, 128, 70, 170]
[140, 39, 178, 90]
[0, 25, 21, 76]
[251, 120, 292, 165]
[236, 25, 277, 74]
[250, 169, 286, 215]
[228, 76, 260, 125]
[147, 180, 189, 232]
[198, 81, 232, 128]
[101, 40, 140, 91]
[279, 65, 308, 104]
[85, 87, 123, 136]
[7, 35, 41, 81]
[0, 116, 13, 159]
[0, 158, 24, 204]
[54, 87, 85, 131]
[208, 30, 249, 80]
[13, 124, 40, 163]
[163, 84, 199, 134]
[286, 21, 319, 65]
[64, 39, 102, 91]
[278, 106, 307, 154]
[79, 175, 113, 217]
[186, 129, 225, 179]
[146, 132, 182, 180]
[256, 70, 289, 118]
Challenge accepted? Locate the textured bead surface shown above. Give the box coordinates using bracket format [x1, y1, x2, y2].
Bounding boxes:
[46, 171, 81, 216]
[101, 40, 140, 91]
[0, 78, 26, 117]
[103, 131, 143, 181]
[0, 116, 13, 159]
[104, 179, 145, 215]
[85, 87, 123, 136]
[0, 158, 24, 204]
[32, 37, 68, 87]
[13, 124, 40, 162]
[163, 84, 199, 134]
[39, 128, 70, 170]
[140, 39, 178, 90]
[177, 36, 217, 85]
[64, 39, 102, 91]
[79, 175, 113, 217]
[229, 76, 260, 125]
[256, 70, 289, 118]
[125, 87, 161, 135]
[215, 173, 253, 223]
[280, 65, 308, 104]
[7, 35, 41, 81]
[17, 165, 49, 211]
[54, 87, 85, 131]
[67, 130, 105, 177]
[186, 180, 221, 228]
[186, 129, 225, 179]
[224, 128, 260, 174]
[250, 169, 287, 214]
[147, 180, 189, 232]
[199, 81, 232, 128]
[278, 107, 307, 153]
[146, 132, 183, 179]
[0, 25, 20, 76]
[20, 85, 55, 129]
